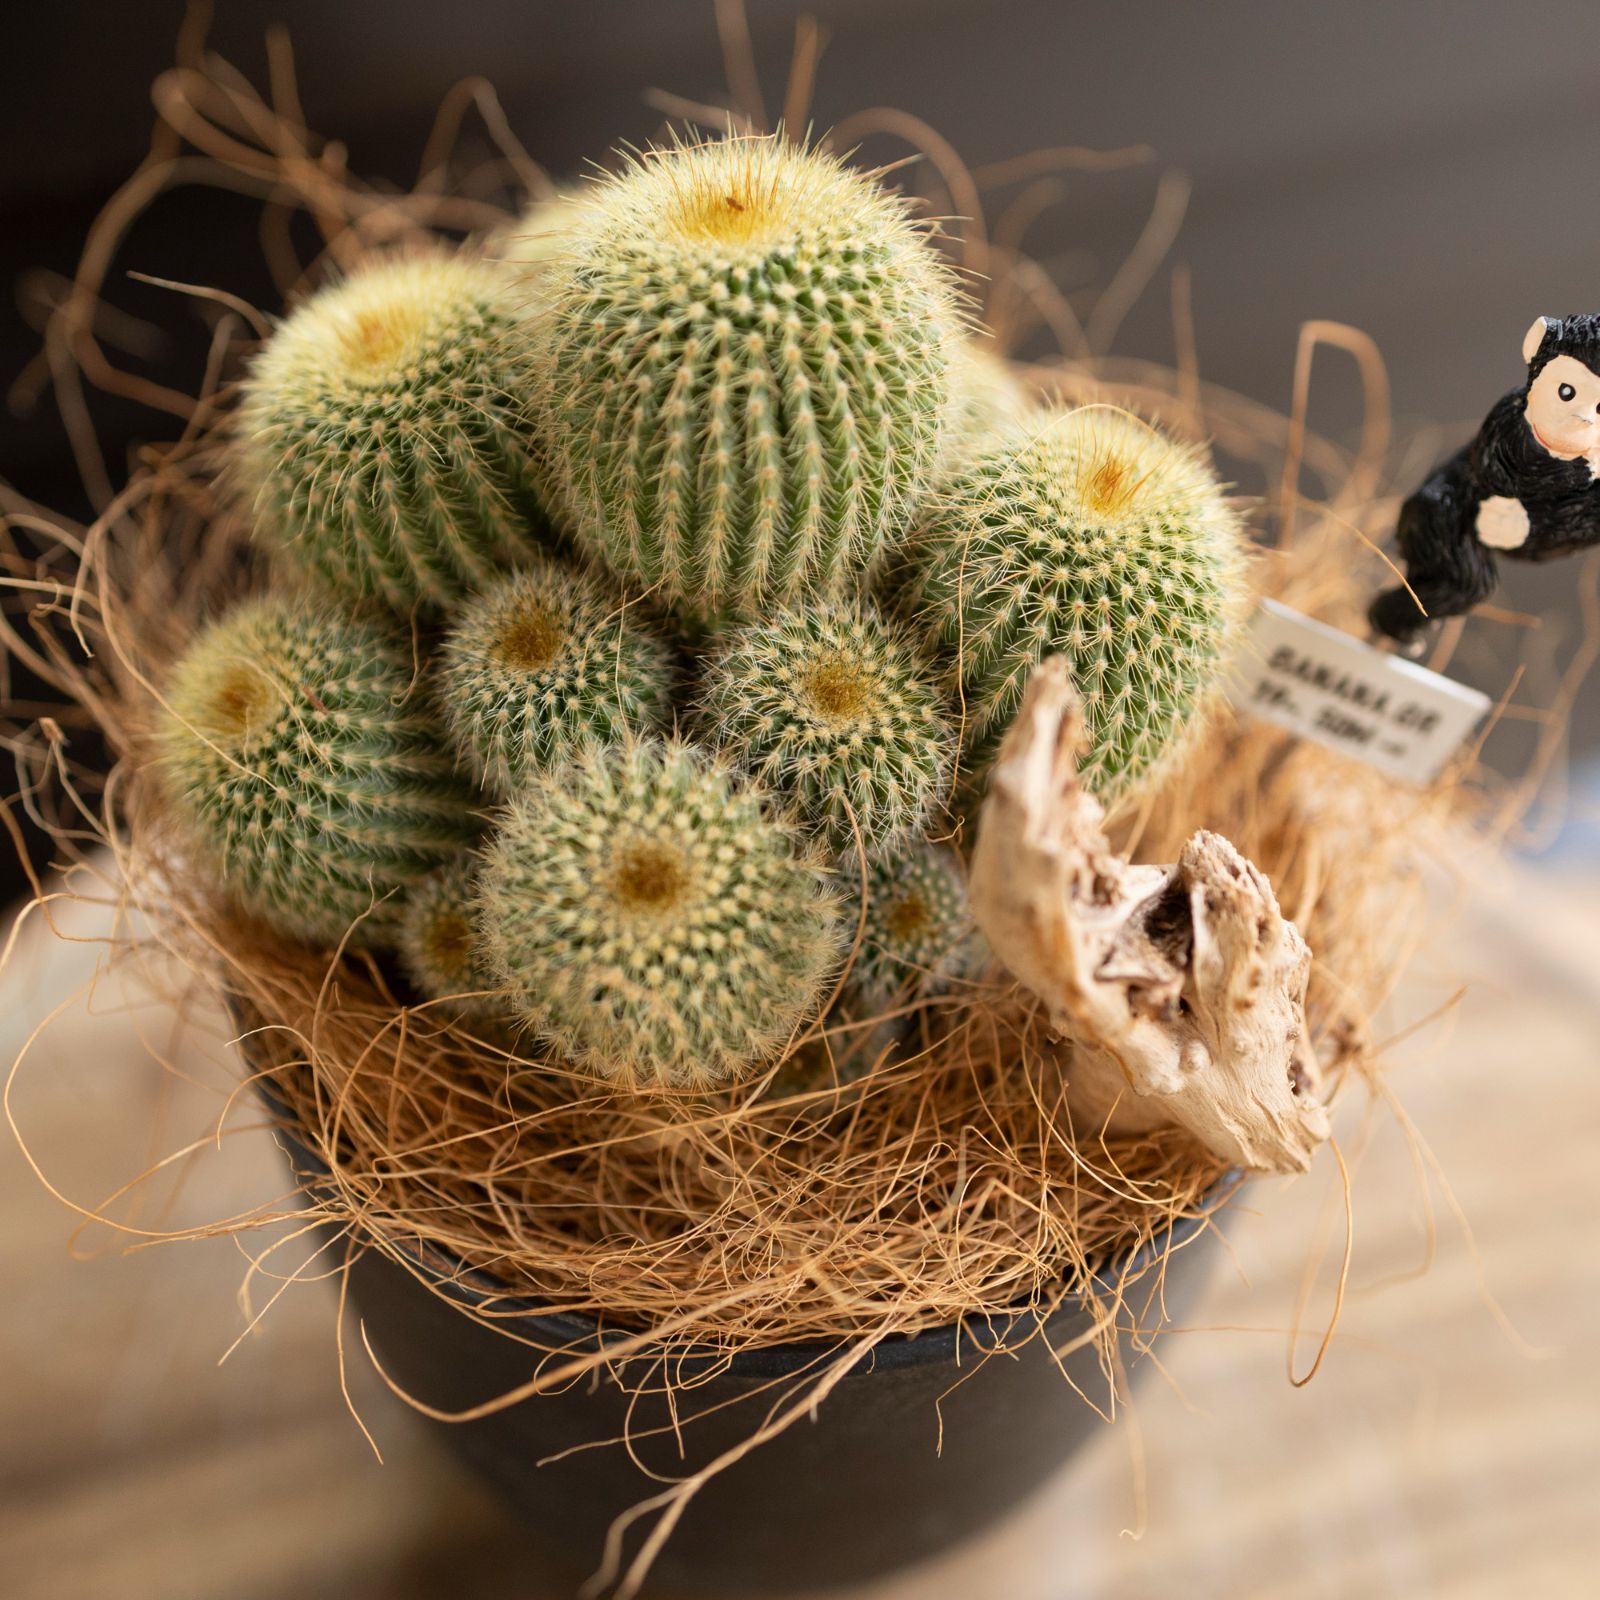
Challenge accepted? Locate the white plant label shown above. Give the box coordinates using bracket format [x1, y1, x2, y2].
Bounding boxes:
[1226, 599, 1491, 785]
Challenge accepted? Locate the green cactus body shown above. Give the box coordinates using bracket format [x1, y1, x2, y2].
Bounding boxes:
[699, 601, 954, 859]
[436, 557, 673, 797]
[907, 406, 1248, 800]
[398, 857, 501, 1018]
[239, 253, 546, 612]
[848, 843, 986, 1012]
[529, 135, 961, 622]
[159, 596, 479, 944]
[477, 738, 844, 1089]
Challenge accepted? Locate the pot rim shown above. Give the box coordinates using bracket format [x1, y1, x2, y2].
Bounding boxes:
[260, 1075, 1238, 1381]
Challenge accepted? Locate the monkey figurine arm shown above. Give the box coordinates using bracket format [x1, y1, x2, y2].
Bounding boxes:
[1370, 315, 1600, 645]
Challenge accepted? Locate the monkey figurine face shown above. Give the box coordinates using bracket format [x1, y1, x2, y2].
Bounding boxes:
[1522, 316, 1600, 466]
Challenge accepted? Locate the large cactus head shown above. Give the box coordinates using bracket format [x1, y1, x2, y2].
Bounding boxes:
[435, 556, 674, 797]
[238, 252, 547, 612]
[905, 405, 1249, 801]
[699, 599, 954, 860]
[158, 595, 478, 944]
[528, 134, 962, 622]
[477, 738, 844, 1089]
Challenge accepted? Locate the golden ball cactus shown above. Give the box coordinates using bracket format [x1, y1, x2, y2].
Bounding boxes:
[528, 135, 963, 621]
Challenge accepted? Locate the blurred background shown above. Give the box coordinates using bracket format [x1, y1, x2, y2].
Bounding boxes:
[3, 4, 1598, 1597]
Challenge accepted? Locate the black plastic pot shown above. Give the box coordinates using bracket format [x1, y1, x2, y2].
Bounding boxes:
[270, 1111, 1228, 1598]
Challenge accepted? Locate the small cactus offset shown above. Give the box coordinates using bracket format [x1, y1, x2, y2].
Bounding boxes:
[528, 135, 962, 621]
[699, 600, 955, 859]
[848, 844, 986, 1012]
[436, 556, 673, 797]
[500, 187, 586, 271]
[397, 857, 501, 1019]
[905, 406, 1248, 800]
[239, 253, 547, 612]
[159, 596, 479, 944]
[770, 845, 985, 1102]
[938, 336, 1031, 468]
[477, 738, 844, 1089]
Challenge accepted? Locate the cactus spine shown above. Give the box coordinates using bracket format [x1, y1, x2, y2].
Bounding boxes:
[477, 738, 844, 1089]
[239, 253, 546, 612]
[529, 135, 961, 621]
[700, 600, 954, 859]
[397, 857, 501, 1019]
[159, 596, 478, 943]
[436, 556, 673, 797]
[906, 406, 1248, 800]
[847, 844, 985, 1011]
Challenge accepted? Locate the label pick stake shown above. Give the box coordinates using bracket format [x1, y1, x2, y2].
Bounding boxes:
[1226, 600, 1490, 785]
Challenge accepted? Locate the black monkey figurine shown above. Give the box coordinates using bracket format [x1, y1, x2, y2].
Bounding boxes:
[1369, 314, 1600, 646]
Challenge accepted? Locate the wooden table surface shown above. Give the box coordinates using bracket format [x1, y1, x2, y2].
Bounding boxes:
[4, 858, 1598, 1600]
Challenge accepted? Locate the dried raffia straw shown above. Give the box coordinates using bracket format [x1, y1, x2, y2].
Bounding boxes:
[1, 19, 1589, 1599]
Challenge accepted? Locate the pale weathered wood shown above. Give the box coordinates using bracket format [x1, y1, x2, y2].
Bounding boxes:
[968, 658, 1330, 1173]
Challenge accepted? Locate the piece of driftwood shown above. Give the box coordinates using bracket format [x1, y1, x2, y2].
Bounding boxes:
[968, 658, 1330, 1174]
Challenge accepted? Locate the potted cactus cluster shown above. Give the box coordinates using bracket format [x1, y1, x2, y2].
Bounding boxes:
[125, 130, 1275, 1591]
[19, 44, 1489, 1584]
[164, 137, 1246, 1091]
